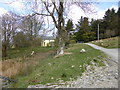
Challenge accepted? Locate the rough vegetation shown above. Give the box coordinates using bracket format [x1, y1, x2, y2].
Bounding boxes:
[1, 46, 56, 83]
[28, 57, 118, 88]
[91, 37, 119, 48]
[9, 43, 107, 88]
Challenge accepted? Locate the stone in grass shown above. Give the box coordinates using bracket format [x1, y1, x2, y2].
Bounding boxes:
[46, 85, 54, 88]
[80, 49, 86, 53]
[28, 84, 47, 88]
[51, 84, 59, 87]
[48, 63, 52, 66]
[79, 65, 82, 67]
[31, 51, 35, 55]
[51, 77, 54, 80]
[101, 43, 104, 46]
[71, 65, 75, 68]
[46, 83, 52, 86]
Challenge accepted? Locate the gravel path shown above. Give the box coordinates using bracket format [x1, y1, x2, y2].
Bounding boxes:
[85, 43, 119, 63]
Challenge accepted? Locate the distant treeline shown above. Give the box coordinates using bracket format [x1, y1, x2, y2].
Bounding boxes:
[73, 8, 120, 42]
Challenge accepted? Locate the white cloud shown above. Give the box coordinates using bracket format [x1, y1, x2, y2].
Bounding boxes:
[68, 4, 102, 23]
[91, 0, 119, 2]
[0, 7, 7, 16]
[68, 5, 87, 24]
[97, 10, 105, 19]
[68, 4, 119, 23]
[0, 0, 25, 15]
[95, 5, 118, 19]
[91, 8, 106, 20]
[9, 0, 24, 12]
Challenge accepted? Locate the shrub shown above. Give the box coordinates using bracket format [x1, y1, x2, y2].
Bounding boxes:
[70, 40, 76, 44]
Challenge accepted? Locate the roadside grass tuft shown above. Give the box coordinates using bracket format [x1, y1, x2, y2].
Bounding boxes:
[90, 37, 119, 48]
[12, 43, 107, 88]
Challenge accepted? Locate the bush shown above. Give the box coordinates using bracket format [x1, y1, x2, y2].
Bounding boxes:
[65, 40, 70, 48]
[70, 40, 76, 44]
[34, 38, 42, 46]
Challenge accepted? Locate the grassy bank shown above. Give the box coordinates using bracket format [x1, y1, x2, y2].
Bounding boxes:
[2, 46, 56, 78]
[90, 37, 119, 48]
[3, 46, 56, 60]
[12, 43, 107, 88]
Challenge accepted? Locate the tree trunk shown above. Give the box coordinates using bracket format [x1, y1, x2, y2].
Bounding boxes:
[57, 38, 65, 55]
[55, 2, 66, 55]
[2, 44, 7, 58]
[56, 26, 68, 55]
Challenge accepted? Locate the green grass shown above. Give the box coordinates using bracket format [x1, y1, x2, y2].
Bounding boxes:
[4, 46, 56, 60]
[11, 43, 107, 88]
[90, 37, 119, 48]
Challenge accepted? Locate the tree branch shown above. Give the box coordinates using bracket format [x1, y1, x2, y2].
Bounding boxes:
[52, 2, 59, 13]
[30, 13, 51, 17]
[35, 13, 51, 16]
[51, 15, 58, 29]
[43, 2, 52, 15]
[42, 2, 58, 29]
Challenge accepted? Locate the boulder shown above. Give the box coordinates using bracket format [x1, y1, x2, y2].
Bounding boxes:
[80, 49, 86, 53]
[31, 51, 35, 55]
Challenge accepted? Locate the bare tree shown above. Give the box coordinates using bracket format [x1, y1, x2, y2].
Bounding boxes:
[23, 0, 93, 55]
[20, 15, 43, 46]
[0, 16, 2, 60]
[1, 12, 17, 57]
